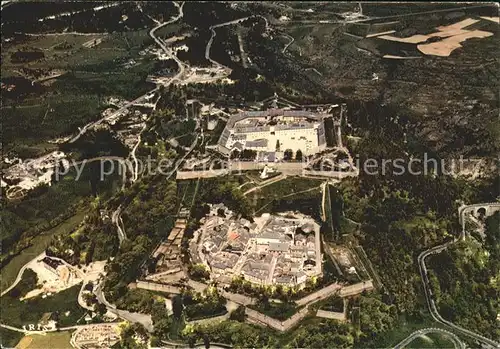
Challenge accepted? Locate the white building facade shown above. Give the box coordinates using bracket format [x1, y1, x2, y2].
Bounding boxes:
[217, 109, 328, 156]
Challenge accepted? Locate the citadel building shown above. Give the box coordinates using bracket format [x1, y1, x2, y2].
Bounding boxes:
[216, 108, 327, 157]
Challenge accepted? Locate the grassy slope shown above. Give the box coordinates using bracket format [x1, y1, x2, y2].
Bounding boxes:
[251, 177, 324, 218]
[14, 331, 73, 349]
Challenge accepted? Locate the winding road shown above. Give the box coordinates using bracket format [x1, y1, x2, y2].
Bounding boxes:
[394, 327, 465, 349]
[91, 132, 200, 332]
[95, 1, 204, 330]
[108, 0, 187, 255]
[205, 14, 270, 70]
[205, 15, 270, 69]
[414, 203, 500, 348]
[281, 33, 294, 54]
[130, 1, 186, 182]
[1, 250, 95, 316]
[67, 88, 159, 144]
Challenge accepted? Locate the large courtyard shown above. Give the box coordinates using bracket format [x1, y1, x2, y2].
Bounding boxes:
[215, 107, 328, 158]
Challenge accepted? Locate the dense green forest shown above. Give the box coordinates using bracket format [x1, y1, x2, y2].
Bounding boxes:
[330, 106, 499, 342]
[427, 213, 500, 340]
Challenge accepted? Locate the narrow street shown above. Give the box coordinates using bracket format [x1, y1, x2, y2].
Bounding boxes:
[415, 203, 500, 348]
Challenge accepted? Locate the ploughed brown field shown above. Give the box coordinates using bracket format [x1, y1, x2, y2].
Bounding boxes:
[378, 17, 495, 57]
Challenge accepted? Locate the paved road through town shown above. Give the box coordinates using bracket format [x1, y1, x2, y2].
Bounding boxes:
[2, 2, 195, 335]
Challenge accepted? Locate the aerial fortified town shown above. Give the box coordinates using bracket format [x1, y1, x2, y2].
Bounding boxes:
[194, 204, 322, 287]
[2, 1, 499, 348]
[216, 108, 328, 158]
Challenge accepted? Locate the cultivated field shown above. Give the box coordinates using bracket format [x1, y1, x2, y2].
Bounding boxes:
[378, 17, 495, 57]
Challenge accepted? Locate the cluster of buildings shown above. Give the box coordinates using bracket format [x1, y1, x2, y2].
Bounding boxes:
[114, 109, 148, 149]
[216, 108, 327, 158]
[71, 323, 120, 349]
[41, 256, 73, 285]
[194, 204, 322, 288]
